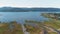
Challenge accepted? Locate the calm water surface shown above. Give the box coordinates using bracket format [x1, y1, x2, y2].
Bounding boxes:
[0, 12, 48, 23]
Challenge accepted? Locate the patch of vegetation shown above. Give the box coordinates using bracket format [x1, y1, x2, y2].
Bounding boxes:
[0, 21, 23, 34]
[48, 32, 57, 34]
[24, 24, 41, 34]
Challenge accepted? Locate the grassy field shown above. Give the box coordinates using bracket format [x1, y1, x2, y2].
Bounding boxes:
[0, 21, 23, 34]
[43, 19, 60, 29]
[24, 24, 42, 34]
[25, 19, 59, 34]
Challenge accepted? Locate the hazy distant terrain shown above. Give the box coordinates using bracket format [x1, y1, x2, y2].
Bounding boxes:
[0, 7, 60, 12]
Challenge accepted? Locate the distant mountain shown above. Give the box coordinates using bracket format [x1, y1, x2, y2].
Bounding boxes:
[0, 7, 60, 12]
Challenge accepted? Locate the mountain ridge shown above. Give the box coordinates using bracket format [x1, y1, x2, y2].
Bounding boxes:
[0, 7, 60, 12]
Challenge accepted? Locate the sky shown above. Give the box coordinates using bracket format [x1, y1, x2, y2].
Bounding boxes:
[0, 0, 60, 8]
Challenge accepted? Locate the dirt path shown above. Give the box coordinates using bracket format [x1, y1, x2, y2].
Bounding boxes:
[21, 24, 30, 34]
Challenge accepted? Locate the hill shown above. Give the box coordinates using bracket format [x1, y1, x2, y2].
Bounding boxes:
[0, 7, 60, 12]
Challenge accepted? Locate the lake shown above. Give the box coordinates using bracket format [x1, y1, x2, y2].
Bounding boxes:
[0, 12, 48, 23]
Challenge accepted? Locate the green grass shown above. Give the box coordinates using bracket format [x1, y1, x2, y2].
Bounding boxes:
[0, 22, 24, 34]
[43, 20, 60, 29]
[48, 32, 57, 34]
[24, 24, 42, 34]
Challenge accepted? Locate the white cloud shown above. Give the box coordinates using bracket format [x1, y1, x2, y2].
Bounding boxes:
[0, 0, 60, 8]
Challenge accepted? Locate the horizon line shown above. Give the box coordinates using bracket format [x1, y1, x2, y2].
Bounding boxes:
[0, 6, 60, 8]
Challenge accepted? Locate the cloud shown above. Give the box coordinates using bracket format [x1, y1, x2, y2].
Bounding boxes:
[0, 0, 60, 8]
